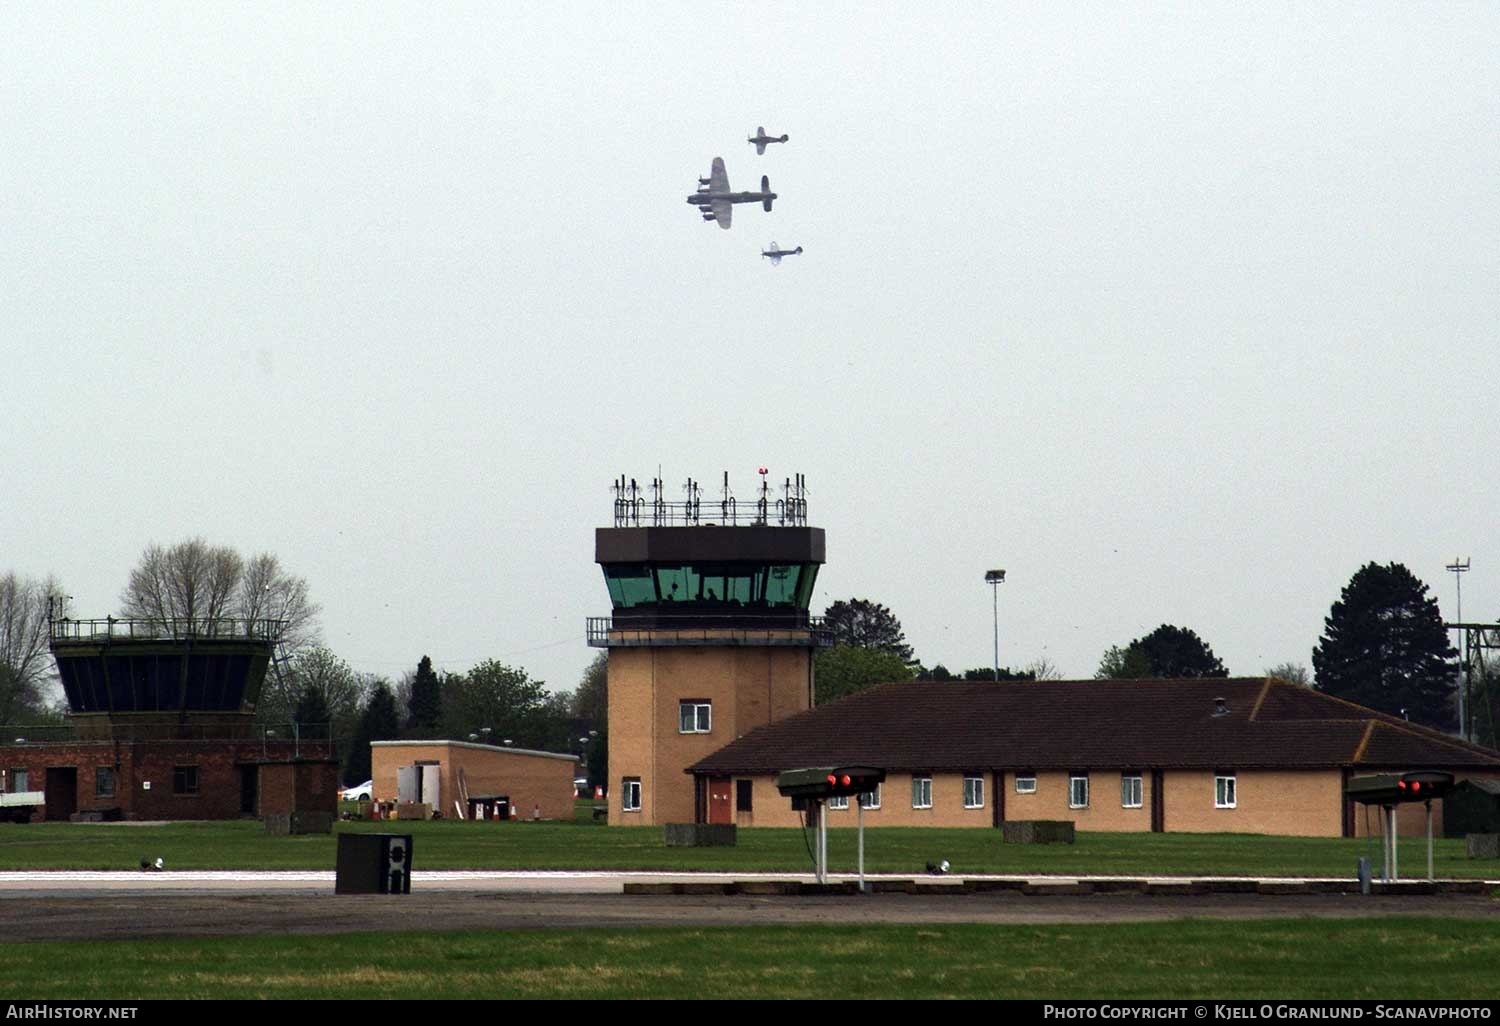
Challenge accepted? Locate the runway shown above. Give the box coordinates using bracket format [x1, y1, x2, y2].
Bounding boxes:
[1, 871, 1494, 941]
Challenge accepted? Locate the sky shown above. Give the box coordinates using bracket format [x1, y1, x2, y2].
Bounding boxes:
[3, 4, 1497, 698]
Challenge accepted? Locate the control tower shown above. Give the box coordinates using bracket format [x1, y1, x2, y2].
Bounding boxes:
[589, 472, 830, 826]
[50, 616, 281, 741]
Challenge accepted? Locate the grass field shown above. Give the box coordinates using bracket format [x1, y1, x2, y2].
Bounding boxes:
[0, 809, 1494, 878]
[7, 919, 1499, 999]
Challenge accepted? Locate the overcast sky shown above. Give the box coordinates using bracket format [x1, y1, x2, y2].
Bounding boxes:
[4, 4, 1496, 697]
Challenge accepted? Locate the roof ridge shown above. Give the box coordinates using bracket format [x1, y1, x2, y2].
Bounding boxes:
[1249, 679, 1274, 720]
[1364, 719, 1500, 759]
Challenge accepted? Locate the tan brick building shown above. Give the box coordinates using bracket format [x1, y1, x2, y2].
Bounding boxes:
[591, 483, 828, 827]
[370, 740, 578, 820]
[688, 678, 1500, 837]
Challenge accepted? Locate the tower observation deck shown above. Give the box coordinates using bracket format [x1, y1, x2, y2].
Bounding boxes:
[48, 616, 283, 740]
[588, 472, 830, 647]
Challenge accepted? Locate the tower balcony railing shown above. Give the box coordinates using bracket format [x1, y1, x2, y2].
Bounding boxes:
[49, 617, 288, 644]
[587, 614, 832, 649]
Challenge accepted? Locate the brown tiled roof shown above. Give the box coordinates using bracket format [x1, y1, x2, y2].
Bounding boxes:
[687, 678, 1500, 776]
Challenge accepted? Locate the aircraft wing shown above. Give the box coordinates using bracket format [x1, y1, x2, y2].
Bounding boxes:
[710, 157, 729, 192]
[767, 253, 781, 265]
[712, 199, 731, 229]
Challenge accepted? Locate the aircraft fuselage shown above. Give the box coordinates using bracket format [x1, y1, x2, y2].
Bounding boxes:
[686, 191, 776, 206]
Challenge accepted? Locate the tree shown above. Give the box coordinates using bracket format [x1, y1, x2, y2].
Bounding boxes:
[1264, 662, 1311, 686]
[814, 645, 916, 705]
[261, 646, 364, 737]
[1312, 562, 1457, 731]
[1095, 644, 1152, 680]
[822, 599, 914, 662]
[1023, 657, 1065, 682]
[960, 666, 1034, 681]
[346, 680, 401, 786]
[572, 652, 608, 785]
[293, 685, 332, 741]
[120, 539, 320, 654]
[441, 660, 554, 749]
[0, 572, 64, 722]
[1097, 626, 1228, 679]
[237, 553, 321, 655]
[572, 652, 607, 725]
[406, 655, 442, 733]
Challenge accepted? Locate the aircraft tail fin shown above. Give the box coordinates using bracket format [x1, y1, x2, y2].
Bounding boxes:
[762, 176, 773, 212]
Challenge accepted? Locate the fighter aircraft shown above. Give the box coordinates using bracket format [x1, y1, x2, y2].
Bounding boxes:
[686, 157, 775, 230]
[748, 127, 789, 155]
[761, 242, 803, 266]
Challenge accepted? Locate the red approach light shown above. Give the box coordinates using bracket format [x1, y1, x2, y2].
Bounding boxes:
[1397, 780, 1408, 790]
[826, 774, 837, 786]
[1411, 781, 1421, 793]
[841, 774, 852, 787]
[758, 467, 768, 475]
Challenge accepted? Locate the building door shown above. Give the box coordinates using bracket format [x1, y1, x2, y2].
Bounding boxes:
[44, 768, 77, 822]
[1150, 770, 1165, 833]
[708, 777, 732, 824]
[240, 765, 259, 817]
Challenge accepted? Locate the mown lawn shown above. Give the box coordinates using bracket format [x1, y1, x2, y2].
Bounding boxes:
[7, 919, 1500, 999]
[1, 816, 1495, 878]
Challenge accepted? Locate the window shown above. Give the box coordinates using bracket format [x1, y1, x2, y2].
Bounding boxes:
[828, 795, 849, 810]
[621, 777, 642, 812]
[1215, 774, 1237, 809]
[6, 769, 28, 793]
[95, 767, 116, 799]
[172, 766, 199, 797]
[1015, 774, 1037, 794]
[736, 779, 753, 812]
[911, 776, 932, 809]
[963, 775, 984, 809]
[858, 784, 882, 810]
[1068, 773, 1089, 809]
[1121, 774, 1143, 809]
[678, 701, 711, 734]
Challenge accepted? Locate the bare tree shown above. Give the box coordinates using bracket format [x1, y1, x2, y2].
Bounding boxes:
[121, 539, 241, 626]
[1023, 656, 1065, 681]
[1264, 662, 1311, 686]
[120, 540, 319, 652]
[0, 572, 63, 721]
[239, 552, 321, 654]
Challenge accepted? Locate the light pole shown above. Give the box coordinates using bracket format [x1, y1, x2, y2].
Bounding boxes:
[985, 569, 1006, 681]
[1446, 558, 1470, 740]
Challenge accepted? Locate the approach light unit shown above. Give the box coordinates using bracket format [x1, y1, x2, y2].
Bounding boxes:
[776, 766, 885, 801]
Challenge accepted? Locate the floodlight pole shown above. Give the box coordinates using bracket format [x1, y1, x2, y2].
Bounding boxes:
[1390, 805, 1399, 882]
[858, 799, 866, 893]
[1425, 800, 1434, 881]
[1447, 558, 1470, 740]
[817, 799, 828, 885]
[985, 570, 1006, 681]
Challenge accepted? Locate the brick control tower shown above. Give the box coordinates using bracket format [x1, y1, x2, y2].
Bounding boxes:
[589, 471, 829, 826]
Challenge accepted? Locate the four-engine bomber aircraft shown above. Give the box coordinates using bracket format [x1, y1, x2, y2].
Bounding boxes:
[761, 242, 803, 266]
[748, 126, 789, 155]
[687, 157, 775, 230]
